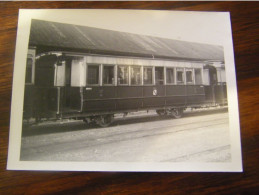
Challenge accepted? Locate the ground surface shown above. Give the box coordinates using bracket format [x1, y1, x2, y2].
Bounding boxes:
[20, 108, 231, 162]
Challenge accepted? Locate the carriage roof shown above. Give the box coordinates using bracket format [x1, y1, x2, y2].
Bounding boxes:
[29, 19, 224, 62]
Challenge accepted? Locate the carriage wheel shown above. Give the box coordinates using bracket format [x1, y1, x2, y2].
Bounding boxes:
[96, 115, 114, 127]
[83, 118, 89, 124]
[171, 108, 183, 119]
[156, 109, 166, 116]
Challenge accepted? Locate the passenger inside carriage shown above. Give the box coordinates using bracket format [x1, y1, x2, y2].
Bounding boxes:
[103, 65, 115, 85]
[118, 66, 128, 85]
[143, 67, 152, 85]
[131, 67, 141, 85]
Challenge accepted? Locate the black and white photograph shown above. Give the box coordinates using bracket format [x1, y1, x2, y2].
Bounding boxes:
[7, 9, 242, 172]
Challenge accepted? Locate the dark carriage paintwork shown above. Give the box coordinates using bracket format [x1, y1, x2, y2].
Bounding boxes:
[59, 85, 206, 115]
[23, 85, 34, 119]
[214, 84, 227, 105]
[24, 82, 210, 120]
[24, 87, 58, 120]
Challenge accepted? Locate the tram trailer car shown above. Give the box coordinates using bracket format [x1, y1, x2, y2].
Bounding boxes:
[24, 50, 227, 127]
[23, 19, 227, 127]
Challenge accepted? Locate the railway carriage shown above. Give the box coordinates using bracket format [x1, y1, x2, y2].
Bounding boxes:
[23, 19, 227, 127]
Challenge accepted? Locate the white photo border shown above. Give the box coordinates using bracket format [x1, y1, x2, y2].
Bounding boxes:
[7, 9, 242, 172]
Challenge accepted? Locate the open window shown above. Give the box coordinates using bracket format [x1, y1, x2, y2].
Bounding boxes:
[186, 68, 194, 84]
[155, 67, 164, 85]
[118, 65, 129, 85]
[203, 69, 210, 85]
[166, 68, 175, 84]
[176, 68, 184, 84]
[143, 67, 153, 85]
[103, 65, 115, 85]
[194, 68, 202, 85]
[131, 66, 141, 85]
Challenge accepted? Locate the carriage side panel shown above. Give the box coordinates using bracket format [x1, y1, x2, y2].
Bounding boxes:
[83, 86, 116, 111]
[116, 86, 142, 110]
[165, 85, 186, 106]
[186, 85, 205, 105]
[142, 85, 165, 108]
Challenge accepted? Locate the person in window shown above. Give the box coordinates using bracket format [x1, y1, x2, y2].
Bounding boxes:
[118, 67, 128, 85]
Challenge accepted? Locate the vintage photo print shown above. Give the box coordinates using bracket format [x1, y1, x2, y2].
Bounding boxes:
[7, 9, 242, 172]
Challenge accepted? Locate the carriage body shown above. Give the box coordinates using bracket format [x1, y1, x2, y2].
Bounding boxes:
[23, 49, 227, 126]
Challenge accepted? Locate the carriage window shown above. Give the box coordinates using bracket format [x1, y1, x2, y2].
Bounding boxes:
[155, 67, 164, 85]
[143, 67, 152, 85]
[103, 65, 114, 85]
[195, 69, 202, 84]
[54, 61, 66, 86]
[71, 58, 86, 87]
[118, 66, 128, 85]
[217, 68, 226, 82]
[166, 68, 175, 84]
[25, 50, 35, 84]
[131, 66, 141, 85]
[203, 69, 210, 85]
[177, 68, 184, 84]
[186, 69, 193, 84]
[25, 57, 33, 84]
[87, 65, 99, 85]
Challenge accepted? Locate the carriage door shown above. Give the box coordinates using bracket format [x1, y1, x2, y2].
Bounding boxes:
[35, 55, 57, 119]
[154, 67, 165, 106]
[55, 57, 85, 114]
[54, 60, 66, 115]
[203, 65, 217, 104]
[67, 57, 85, 112]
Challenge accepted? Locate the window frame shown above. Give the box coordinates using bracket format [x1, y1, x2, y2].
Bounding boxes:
[143, 66, 153, 86]
[102, 64, 116, 86]
[194, 68, 203, 85]
[130, 65, 142, 86]
[70, 57, 86, 87]
[86, 63, 101, 86]
[185, 68, 194, 85]
[165, 67, 176, 85]
[25, 49, 36, 85]
[117, 65, 129, 86]
[154, 66, 165, 85]
[176, 68, 185, 85]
